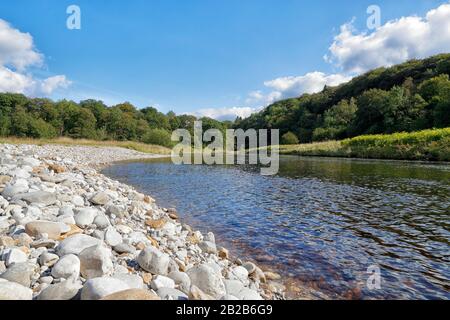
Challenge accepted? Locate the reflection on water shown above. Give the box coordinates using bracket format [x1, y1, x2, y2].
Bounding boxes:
[103, 156, 450, 299]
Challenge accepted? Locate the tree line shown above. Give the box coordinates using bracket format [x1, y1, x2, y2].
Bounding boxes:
[235, 53, 450, 144]
[0, 95, 230, 147]
[0, 54, 449, 147]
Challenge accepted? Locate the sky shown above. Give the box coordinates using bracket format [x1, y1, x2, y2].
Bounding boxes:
[0, 0, 449, 120]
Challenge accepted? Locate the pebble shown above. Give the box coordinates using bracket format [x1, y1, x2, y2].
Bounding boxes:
[74, 208, 97, 228]
[79, 245, 114, 279]
[157, 287, 189, 300]
[37, 278, 82, 300]
[90, 192, 110, 205]
[0, 262, 35, 287]
[101, 289, 160, 300]
[5, 248, 28, 267]
[136, 246, 170, 275]
[51, 254, 80, 279]
[104, 226, 122, 247]
[80, 277, 130, 300]
[39, 252, 60, 267]
[57, 234, 100, 256]
[151, 275, 176, 291]
[25, 221, 62, 240]
[187, 264, 226, 298]
[0, 280, 33, 300]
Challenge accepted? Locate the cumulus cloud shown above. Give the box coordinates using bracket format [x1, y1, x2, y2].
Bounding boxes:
[326, 3, 450, 73]
[264, 72, 351, 100]
[192, 106, 261, 121]
[0, 19, 70, 96]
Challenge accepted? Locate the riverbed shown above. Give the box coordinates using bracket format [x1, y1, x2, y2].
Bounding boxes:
[102, 156, 450, 299]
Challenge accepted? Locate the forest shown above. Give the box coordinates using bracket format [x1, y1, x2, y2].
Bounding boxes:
[0, 53, 449, 147]
[235, 53, 450, 144]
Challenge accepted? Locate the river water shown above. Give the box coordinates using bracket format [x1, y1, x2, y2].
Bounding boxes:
[102, 156, 450, 299]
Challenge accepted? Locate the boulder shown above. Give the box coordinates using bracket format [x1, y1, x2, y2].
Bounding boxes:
[51, 254, 80, 279]
[101, 289, 160, 300]
[37, 278, 82, 300]
[56, 234, 100, 256]
[25, 221, 62, 240]
[136, 246, 170, 275]
[80, 277, 130, 300]
[0, 280, 33, 300]
[79, 245, 114, 279]
[187, 264, 226, 298]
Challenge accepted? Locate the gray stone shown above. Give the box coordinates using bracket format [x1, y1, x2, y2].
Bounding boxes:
[25, 221, 62, 240]
[2, 179, 29, 198]
[79, 245, 113, 279]
[71, 195, 84, 207]
[112, 274, 144, 289]
[187, 264, 226, 298]
[0, 262, 35, 287]
[80, 277, 130, 300]
[151, 275, 175, 291]
[90, 192, 110, 205]
[57, 234, 100, 256]
[104, 226, 122, 247]
[156, 287, 188, 300]
[199, 241, 217, 254]
[39, 252, 59, 267]
[113, 243, 136, 255]
[74, 208, 97, 228]
[224, 279, 245, 297]
[0, 280, 33, 300]
[51, 254, 80, 279]
[243, 262, 257, 274]
[15, 191, 57, 206]
[168, 271, 191, 293]
[136, 246, 170, 275]
[5, 248, 27, 267]
[93, 214, 110, 229]
[37, 278, 82, 300]
[236, 288, 263, 300]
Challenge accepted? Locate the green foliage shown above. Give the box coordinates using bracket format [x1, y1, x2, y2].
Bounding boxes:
[142, 128, 173, 147]
[0, 93, 227, 148]
[280, 128, 450, 161]
[236, 53, 450, 143]
[281, 131, 299, 145]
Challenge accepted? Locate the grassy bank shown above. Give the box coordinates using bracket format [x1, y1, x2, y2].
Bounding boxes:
[278, 128, 450, 161]
[0, 137, 172, 155]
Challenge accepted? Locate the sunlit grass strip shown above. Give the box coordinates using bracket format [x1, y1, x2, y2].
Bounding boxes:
[277, 128, 450, 161]
[0, 137, 172, 155]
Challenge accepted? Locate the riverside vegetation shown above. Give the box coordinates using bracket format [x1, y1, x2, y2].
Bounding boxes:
[0, 54, 449, 161]
[0, 144, 287, 300]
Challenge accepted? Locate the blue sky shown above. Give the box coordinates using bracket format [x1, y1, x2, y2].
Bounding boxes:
[0, 0, 449, 119]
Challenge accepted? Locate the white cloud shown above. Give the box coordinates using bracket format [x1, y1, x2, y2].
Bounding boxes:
[326, 3, 450, 73]
[264, 72, 351, 100]
[0, 19, 70, 96]
[192, 106, 261, 121]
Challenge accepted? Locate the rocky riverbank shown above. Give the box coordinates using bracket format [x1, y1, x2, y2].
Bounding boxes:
[0, 144, 285, 300]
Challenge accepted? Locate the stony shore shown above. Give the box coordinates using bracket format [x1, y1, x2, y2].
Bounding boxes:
[0, 144, 285, 300]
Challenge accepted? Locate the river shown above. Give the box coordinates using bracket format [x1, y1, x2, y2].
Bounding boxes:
[102, 156, 450, 300]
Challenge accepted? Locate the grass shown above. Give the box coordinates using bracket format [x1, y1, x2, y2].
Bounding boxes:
[278, 128, 450, 161]
[0, 137, 172, 155]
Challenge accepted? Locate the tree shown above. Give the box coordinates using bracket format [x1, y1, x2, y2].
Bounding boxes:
[313, 98, 358, 141]
[142, 128, 173, 147]
[351, 89, 389, 135]
[281, 132, 299, 145]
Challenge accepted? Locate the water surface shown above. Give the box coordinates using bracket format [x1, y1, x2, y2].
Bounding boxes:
[103, 156, 450, 299]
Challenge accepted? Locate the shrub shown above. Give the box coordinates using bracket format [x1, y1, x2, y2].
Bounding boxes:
[281, 131, 300, 145]
[142, 128, 173, 147]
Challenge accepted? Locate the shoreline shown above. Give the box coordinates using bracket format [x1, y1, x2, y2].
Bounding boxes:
[0, 143, 291, 300]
